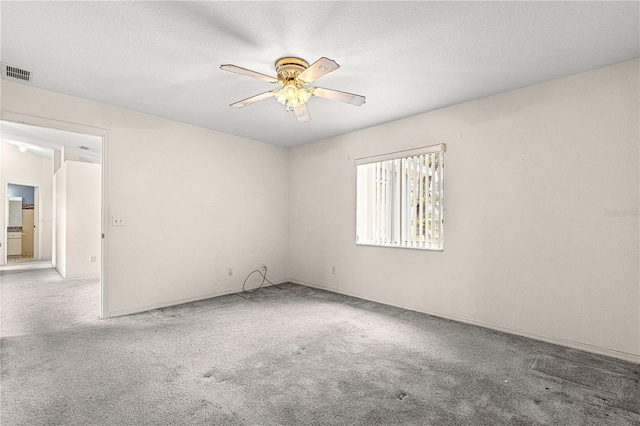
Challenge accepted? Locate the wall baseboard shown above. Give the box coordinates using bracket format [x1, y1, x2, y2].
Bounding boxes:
[107, 279, 287, 318]
[289, 278, 640, 365]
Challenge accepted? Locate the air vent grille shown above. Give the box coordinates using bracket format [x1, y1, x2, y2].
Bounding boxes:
[1, 63, 32, 82]
[79, 146, 90, 151]
[6, 66, 30, 81]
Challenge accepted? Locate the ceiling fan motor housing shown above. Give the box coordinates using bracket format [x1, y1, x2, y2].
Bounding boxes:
[275, 57, 309, 85]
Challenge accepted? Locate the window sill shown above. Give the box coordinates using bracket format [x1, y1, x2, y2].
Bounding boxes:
[356, 242, 443, 251]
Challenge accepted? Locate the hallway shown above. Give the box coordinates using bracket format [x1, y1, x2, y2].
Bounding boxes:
[0, 267, 99, 336]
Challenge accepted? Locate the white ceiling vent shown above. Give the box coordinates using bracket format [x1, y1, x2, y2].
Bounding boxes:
[1, 63, 33, 83]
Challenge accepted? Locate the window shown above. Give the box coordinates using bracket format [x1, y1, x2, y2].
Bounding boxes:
[356, 144, 445, 250]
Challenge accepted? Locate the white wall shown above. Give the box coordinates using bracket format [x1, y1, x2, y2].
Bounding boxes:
[289, 60, 640, 363]
[40, 157, 53, 259]
[55, 161, 101, 278]
[66, 162, 101, 278]
[1, 80, 290, 317]
[0, 142, 54, 262]
[55, 163, 67, 277]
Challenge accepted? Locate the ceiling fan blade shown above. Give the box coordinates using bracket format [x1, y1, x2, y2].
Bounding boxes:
[230, 91, 276, 109]
[312, 87, 366, 106]
[220, 64, 278, 83]
[293, 104, 311, 122]
[298, 57, 340, 83]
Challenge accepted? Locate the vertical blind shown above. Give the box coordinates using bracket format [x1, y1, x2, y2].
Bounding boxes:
[356, 144, 445, 250]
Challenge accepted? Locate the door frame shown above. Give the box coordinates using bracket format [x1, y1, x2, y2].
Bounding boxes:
[1, 111, 111, 319]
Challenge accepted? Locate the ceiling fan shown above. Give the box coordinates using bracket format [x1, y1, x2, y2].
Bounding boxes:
[220, 57, 366, 122]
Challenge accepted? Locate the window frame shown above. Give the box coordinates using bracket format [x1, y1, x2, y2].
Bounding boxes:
[355, 143, 445, 251]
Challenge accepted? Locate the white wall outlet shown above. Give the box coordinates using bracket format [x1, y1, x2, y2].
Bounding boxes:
[90, 255, 97, 263]
[228, 268, 233, 276]
[331, 266, 336, 275]
[112, 216, 125, 226]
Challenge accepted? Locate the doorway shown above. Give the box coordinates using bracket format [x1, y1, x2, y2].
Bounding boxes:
[6, 183, 37, 263]
[0, 114, 109, 318]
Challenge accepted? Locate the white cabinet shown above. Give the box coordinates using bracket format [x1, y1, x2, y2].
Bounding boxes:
[7, 231, 22, 256]
[8, 198, 22, 226]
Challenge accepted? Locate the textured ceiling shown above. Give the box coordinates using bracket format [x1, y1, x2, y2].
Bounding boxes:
[1, 121, 102, 163]
[1, 1, 638, 148]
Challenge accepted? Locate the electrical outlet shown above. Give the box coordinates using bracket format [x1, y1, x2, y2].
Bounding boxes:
[331, 266, 336, 275]
[90, 256, 97, 263]
[261, 263, 267, 272]
[228, 268, 233, 276]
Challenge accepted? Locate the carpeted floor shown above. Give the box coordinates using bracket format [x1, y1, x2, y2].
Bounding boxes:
[1, 267, 638, 425]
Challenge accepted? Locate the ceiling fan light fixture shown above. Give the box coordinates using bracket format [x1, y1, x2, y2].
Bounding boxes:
[284, 84, 298, 99]
[275, 89, 287, 105]
[298, 87, 313, 104]
[276, 83, 313, 109]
